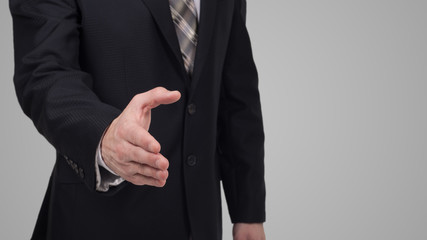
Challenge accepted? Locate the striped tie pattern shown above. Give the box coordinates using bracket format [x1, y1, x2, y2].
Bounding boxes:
[169, 0, 198, 74]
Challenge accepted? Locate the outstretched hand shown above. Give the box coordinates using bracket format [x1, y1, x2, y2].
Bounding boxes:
[101, 87, 181, 187]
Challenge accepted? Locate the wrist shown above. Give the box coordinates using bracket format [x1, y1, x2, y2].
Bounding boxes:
[98, 124, 119, 176]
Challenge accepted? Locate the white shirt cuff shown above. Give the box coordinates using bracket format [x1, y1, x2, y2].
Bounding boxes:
[95, 135, 125, 192]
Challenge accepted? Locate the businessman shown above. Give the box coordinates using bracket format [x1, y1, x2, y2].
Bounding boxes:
[10, 0, 266, 239]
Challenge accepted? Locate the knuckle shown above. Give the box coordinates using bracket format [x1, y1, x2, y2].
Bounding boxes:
[145, 167, 155, 178]
[146, 87, 165, 104]
[137, 165, 147, 176]
[153, 86, 166, 94]
[143, 153, 156, 166]
[121, 163, 134, 175]
[145, 98, 155, 108]
[139, 135, 151, 151]
[139, 131, 150, 145]
[132, 149, 143, 164]
[129, 165, 139, 176]
[131, 93, 143, 103]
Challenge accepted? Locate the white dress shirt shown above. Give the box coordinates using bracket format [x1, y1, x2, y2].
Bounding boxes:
[95, 0, 201, 192]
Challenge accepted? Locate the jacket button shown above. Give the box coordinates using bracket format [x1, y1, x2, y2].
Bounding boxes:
[187, 103, 196, 115]
[187, 155, 197, 167]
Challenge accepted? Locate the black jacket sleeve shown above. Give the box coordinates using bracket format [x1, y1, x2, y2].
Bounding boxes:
[10, 0, 121, 191]
[218, 0, 266, 223]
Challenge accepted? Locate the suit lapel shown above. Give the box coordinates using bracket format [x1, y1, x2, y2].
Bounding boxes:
[139, 0, 218, 96]
[191, 0, 217, 98]
[139, 0, 186, 74]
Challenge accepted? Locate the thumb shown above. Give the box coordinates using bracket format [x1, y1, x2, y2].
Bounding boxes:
[139, 87, 181, 109]
[132, 87, 181, 130]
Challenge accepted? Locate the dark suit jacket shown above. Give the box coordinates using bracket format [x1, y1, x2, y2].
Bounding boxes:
[10, 0, 265, 239]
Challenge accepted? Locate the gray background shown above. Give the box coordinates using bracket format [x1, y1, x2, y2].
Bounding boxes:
[1, 0, 426, 239]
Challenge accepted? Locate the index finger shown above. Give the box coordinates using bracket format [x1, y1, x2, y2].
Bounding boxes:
[126, 124, 161, 154]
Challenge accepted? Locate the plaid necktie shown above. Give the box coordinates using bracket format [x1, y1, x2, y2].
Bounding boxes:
[169, 0, 198, 75]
